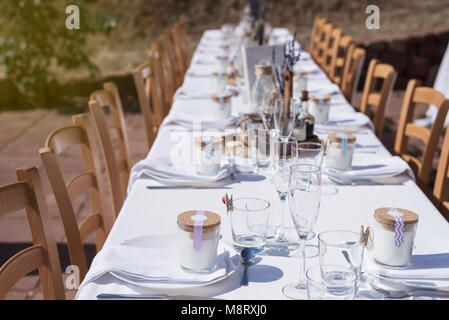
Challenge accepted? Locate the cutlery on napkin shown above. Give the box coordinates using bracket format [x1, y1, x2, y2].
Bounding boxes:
[324, 155, 413, 184]
[127, 157, 235, 193]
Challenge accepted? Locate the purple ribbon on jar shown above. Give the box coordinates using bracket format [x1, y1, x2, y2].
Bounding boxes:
[192, 210, 207, 251]
[388, 207, 404, 248]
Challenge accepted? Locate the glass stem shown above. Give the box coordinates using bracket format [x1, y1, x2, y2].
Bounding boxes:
[278, 195, 287, 241]
[297, 237, 306, 288]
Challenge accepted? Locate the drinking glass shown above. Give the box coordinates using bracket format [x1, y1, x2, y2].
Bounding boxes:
[230, 198, 270, 250]
[273, 97, 296, 137]
[268, 136, 298, 249]
[234, 128, 258, 173]
[283, 164, 321, 299]
[318, 230, 364, 292]
[297, 142, 324, 166]
[306, 265, 357, 300]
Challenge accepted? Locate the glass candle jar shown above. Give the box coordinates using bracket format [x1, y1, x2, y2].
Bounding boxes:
[372, 207, 418, 268]
[212, 72, 228, 94]
[325, 133, 356, 171]
[177, 210, 221, 273]
[215, 55, 229, 73]
[309, 95, 331, 124]
[211, 92, 232, 120]
[194, 136, 223, 175]
[251, 62, 274, 114]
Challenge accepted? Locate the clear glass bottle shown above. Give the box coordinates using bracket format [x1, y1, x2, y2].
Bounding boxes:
[292, 98, 307, 142]
[251, 62, 274, 114]
[300, 90, 315, 139]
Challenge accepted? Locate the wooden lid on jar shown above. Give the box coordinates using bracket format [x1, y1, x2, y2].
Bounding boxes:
[211, 71, 229, 77]
[216, 55, 229, 60]
[310, 95, 331, 103]
[177, 210, 221, 231]
[254, 64, 272, 76]
[194, 136, 223, 148]
[328, 132, 357, 143]
[374, 207, 418, 232]
[211, 92, 232, 102]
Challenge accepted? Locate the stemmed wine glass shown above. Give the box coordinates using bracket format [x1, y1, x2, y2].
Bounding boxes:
[273, 97, 297, 137]
[283, 164, 321, 299]
[268, 135, 298, 250]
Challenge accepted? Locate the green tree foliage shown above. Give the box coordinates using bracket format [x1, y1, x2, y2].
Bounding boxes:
[0, 0, 116, 106]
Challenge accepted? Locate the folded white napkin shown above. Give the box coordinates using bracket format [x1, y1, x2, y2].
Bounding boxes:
[75, 241, 237, 297]
[174, 88, 216, 100]
[162, 115, 239, 130]
[307, 81, 340, 95]
[325, 155, 413, 184]
[128, 157, 234, 192]
[186, 69, 214, 77]
[315, 112, 371, 132]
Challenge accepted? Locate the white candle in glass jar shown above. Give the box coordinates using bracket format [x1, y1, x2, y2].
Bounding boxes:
[215, 55, 229, 73]
[309, 95, 331, 124]
[372, 207, 418, 267]
[212, 72, 228, 93]
[177, 210, 221, 273]
[211, 92, 232, 120]
[325, 133, 356, 171]
[194, 136, 223, 176]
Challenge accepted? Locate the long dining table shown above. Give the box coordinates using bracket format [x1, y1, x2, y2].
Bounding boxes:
[76, 28, 449, 300]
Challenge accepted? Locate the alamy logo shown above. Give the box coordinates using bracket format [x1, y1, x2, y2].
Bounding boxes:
[65, 5, 80, 30]
[365, 5, 380, 30]
[65, 265, 80, 289]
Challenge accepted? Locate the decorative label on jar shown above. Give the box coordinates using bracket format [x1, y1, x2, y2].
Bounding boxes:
[204, 138, 214, 160]
[192, 210, 207, 251]
[338, 133, 348, 157]
[388, 207, 404, 248]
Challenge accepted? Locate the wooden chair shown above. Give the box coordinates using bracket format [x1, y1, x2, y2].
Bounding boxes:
[39, 114, 110, 282]
[162, 30, 184, 89]
[309, 17, 326, 61]
[432, 125, 449, 221]
[89, 82, 131, 219]
[341, 45, 366, 104]
[360, 59, 397, 139]
[323, 27, 342, 76]
[171, 23, 188, 75]
[316, 22, 333, 68]
[394, 80, 449, 190]
[149, 42, 175, 117]
[329, 35, 353, 86]
[176, 18, 191, 71]
[132, 60, 163, 151]
[0, 166, 65, 300]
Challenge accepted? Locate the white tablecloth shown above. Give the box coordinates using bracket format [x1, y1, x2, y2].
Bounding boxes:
[76, 29, 449, 300]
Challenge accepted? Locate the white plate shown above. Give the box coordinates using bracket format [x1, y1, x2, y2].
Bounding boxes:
[112, 234, 239, 290]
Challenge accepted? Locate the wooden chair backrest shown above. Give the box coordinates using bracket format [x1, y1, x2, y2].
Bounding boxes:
[341, 45, 366, 104]
[0, 166, 65, 300]
[132, 59, 162, 150]
[151, 39, 175, 117]
[309, 17, 326, 60]
[433, 125, 449, 221]
[323, 27, 342, 75]
[39, 114, 109, 282]
[360, 59, 397, 138]
[394, 79, 449, 190]
[162, 30, 184, 89]
[317, 22, 333, 68]
[89, 82, 131, 218]
[176, 18, 191, 70]
[330, 35, 353, 85]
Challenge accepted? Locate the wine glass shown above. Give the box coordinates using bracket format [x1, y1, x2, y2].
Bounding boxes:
[268, 135, 298, 250]
[273, 97, 296, 137]
[283, 164, 321, 299]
